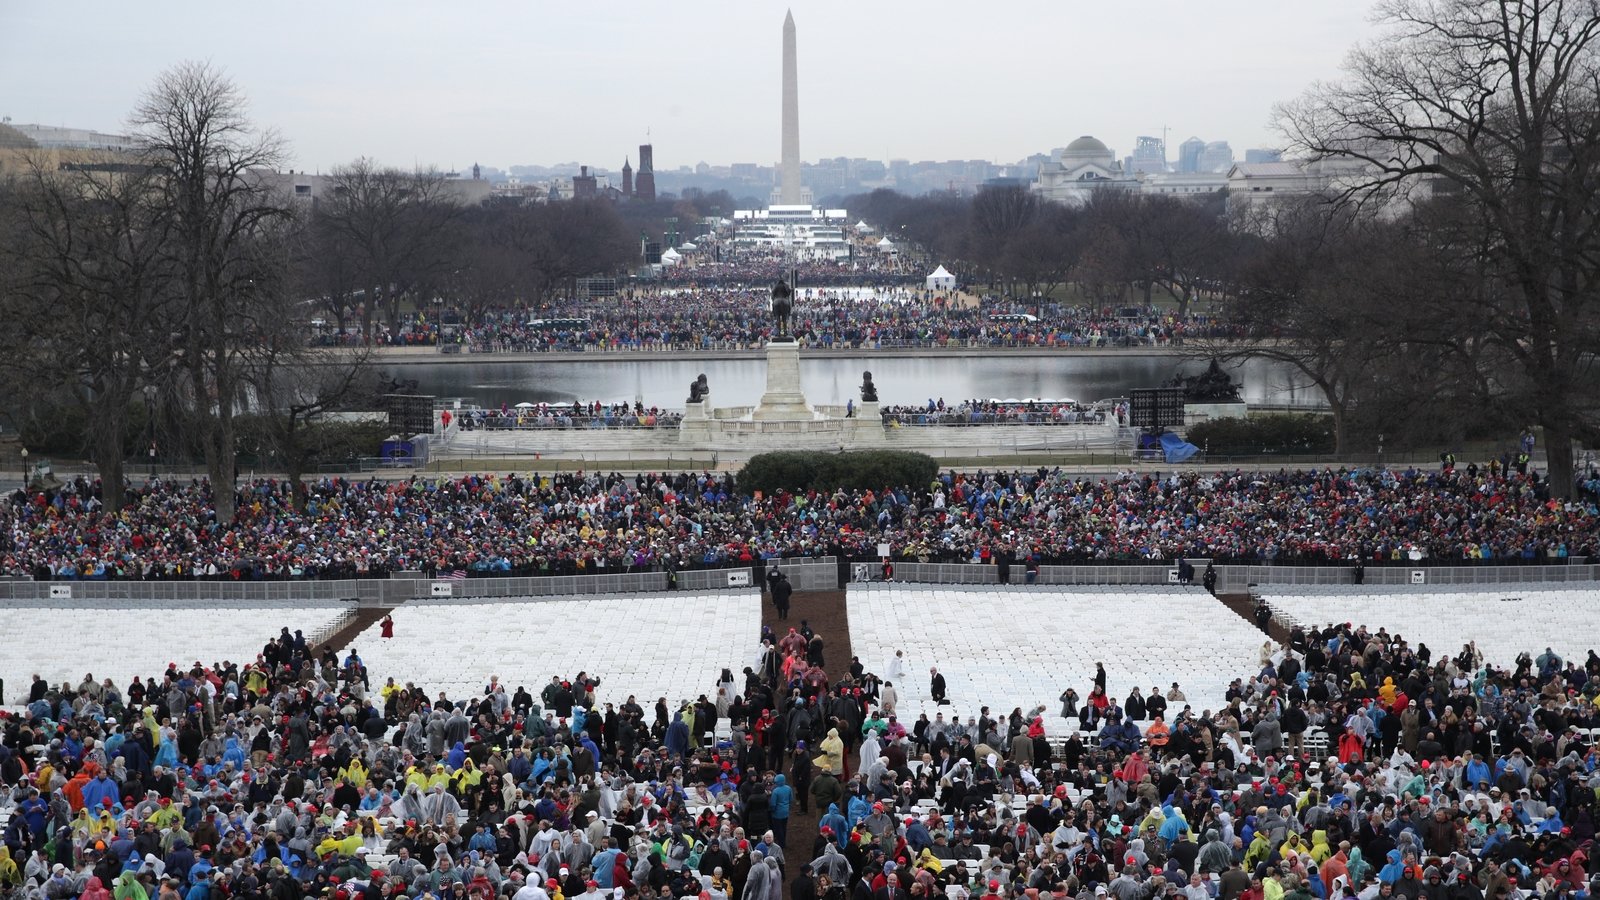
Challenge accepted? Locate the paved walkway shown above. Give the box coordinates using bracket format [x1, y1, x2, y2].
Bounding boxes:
[310, 606, 390, 656]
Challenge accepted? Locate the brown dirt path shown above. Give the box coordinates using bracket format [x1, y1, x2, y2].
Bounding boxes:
[761, 588, 853, 893]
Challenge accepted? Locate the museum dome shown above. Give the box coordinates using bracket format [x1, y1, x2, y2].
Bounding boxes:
[1064, 135, 1111, 156]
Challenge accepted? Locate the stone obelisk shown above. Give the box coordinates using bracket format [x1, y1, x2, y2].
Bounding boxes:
[779, 10, 803, 204]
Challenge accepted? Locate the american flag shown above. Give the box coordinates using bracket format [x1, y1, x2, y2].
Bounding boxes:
[440, 569, 468, 582]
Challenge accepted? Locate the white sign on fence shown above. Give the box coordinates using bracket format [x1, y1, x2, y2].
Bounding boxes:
[430, 582, 455, 597]
[1410, 570, 1427, 585]
[1167, 569, 1180, 584]
[726, 571, 751, 587]
[49, 584, 72, 599]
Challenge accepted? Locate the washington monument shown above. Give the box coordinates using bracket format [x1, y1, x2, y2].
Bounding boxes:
[779, 9, 804, 204]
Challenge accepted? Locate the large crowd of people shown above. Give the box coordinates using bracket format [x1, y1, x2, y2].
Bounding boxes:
[429, 292, 1239, 355]
[0, 464, 1595, 581]
[878, 402, 1114, 428]
[303, 247, 1243, 355]
[655, 249, 915, 288]
[453, 404, 683, 433]
[7, 578, 1600, 900]
[774, 616, 1600, 900]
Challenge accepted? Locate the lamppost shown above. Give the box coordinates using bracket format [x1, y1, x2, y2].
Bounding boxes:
[19, 447, 27, 491]
[144, 384, 158, 481]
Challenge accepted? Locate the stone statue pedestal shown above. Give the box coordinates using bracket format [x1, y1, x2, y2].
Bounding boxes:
[678, 401, 712, 442]
[846, 400, 887, 445]
[751, 340, 813, 421]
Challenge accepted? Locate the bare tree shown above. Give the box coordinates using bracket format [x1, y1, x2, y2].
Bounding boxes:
[1000, 205, 1082, 301]
[0, 157, 176, 511]
[1142, 194, 1230, 319]
[1081, 190, 1159, 304]
[315, 159, 462, 341]
[246, 342, 381, 512]
[1208, 198, 1491, 455]
[447, 204, 525, 323]
[1201, 204, 1390, 454]
[969, 185, 1041, 247]
[301, 209, 366, 337]
[132, 61, 290, 524]
[511, 200, 635, 302]
[1276, 0, 1600, 496]
[851, 189, 970, 263]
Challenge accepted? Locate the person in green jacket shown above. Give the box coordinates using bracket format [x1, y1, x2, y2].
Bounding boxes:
[810, 769, 841, 814]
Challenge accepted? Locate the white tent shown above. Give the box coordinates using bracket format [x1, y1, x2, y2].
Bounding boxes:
[855, 220, 875, 234]
[925, 264, 956, 291]
[876, 236, 897, 254]
[679, 241, 698, 251]
[660, 247, 682, 266]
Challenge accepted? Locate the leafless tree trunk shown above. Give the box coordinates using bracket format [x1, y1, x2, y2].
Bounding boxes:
[1276, 0, 1600, 496]
[315, 159, 462, 343]
[0, 157, 176, 512]
[248, 341, 379, 512]
[132, 61, 289, 524]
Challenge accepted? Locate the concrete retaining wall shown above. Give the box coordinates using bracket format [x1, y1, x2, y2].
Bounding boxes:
[4, 558, 1586, 603]
[0, 558, 842, 604]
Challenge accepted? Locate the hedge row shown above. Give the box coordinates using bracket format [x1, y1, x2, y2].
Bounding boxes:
[736, 450, 939, 495]
[1185, 414, 1335, 456]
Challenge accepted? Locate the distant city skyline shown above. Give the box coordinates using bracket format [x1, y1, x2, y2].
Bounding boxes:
[0, 118, 1284, 205]
[1, 1, 1380, 175]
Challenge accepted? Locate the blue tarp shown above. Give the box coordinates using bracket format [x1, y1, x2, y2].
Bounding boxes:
[1160, 432, 1200, 463]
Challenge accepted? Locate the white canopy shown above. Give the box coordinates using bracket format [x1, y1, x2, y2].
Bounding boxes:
[925, 264, 956, 290]
[679, 241, 698, 251]
[876, 237, 897, 253]
[855, 220, 874, 233]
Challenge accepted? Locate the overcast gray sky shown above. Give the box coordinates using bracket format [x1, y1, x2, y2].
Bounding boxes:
[1, 1, 1379, 173]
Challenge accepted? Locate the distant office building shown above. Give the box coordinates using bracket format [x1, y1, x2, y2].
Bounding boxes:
[1033, 135, 1140, 205]
[251, 169, 492, 206]
[1141, 171, 1228, 197]
[572, 165, 598, 200]
[622, 157, 633, 197]
[635, 143, 656, 201]
[1224, 157, 1386, 221]
[1129, 135, 1168, 174]
[1245, 148, 1284, 164]
[1198, 141, 1234, 173]
[7, 122, 140, 153]
[0, 120, 148, 177]
[1177, 137, 1205, 174]
[1226, 161, 1322, 197]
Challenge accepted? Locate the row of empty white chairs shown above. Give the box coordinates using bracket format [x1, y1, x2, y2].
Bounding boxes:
[1261, 582, 1600, 671]
[0, 598, 349, 706]
[349, 592, 762, 709]
[847, 585, 1266, 727]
